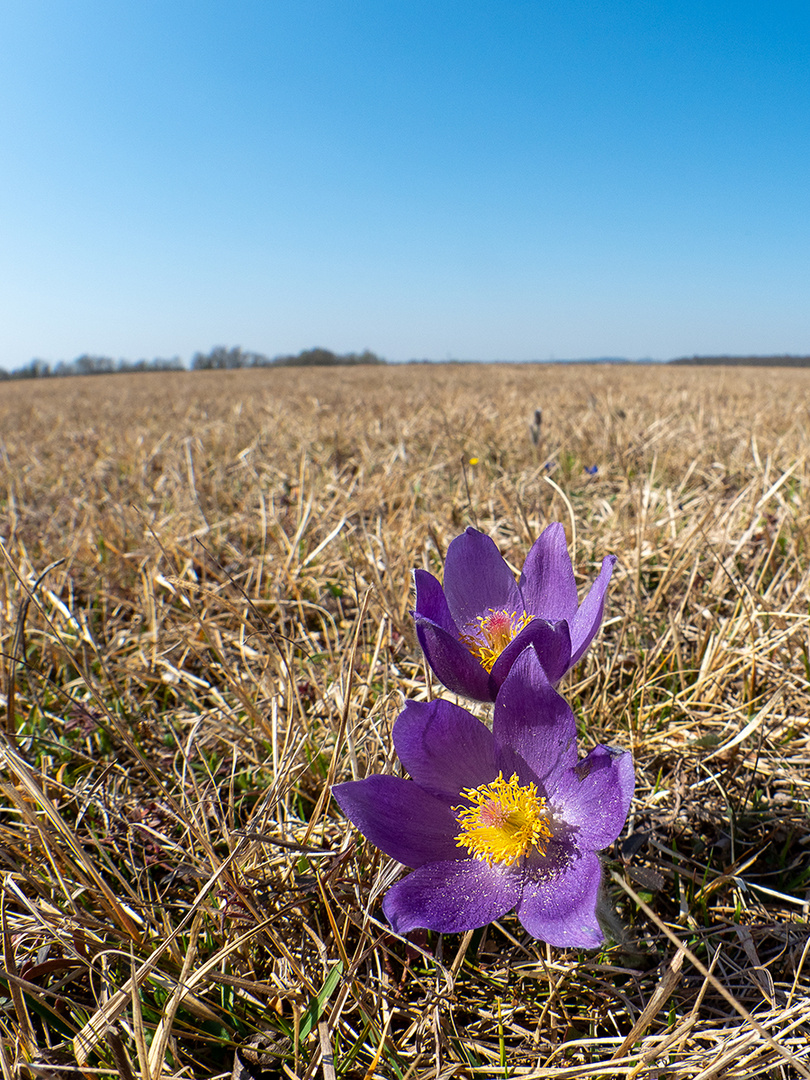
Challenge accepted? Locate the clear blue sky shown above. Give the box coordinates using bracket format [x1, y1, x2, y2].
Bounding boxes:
[2, 0, 809, 367]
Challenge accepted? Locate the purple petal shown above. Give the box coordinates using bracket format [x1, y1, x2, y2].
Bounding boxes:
[414, 618, 493, 701]
[569, 555, 617, 666]
[492, 648, 577, 790]
[413, 569, 459, 636]
[333, 776, 462, 867]
[382, 858, 521, 935]
[549, 745, 635, 851]
[516, 851, 604, 948]
[488, 618, 572, 694]
[393, 699, 498, 799]
[518, 523, 578, 621]
[442, 528, 522, 630]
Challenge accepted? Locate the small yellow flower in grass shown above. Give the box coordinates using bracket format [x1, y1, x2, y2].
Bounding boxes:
[454, 771, 552, 865]
[468, 456, 479, 465]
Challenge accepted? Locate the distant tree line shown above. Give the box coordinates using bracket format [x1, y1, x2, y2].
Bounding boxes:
[670, 355, 810, 367]
[277, 347, 384, 367]
[190, 346, 385, 369]
[0, 354, 184, 380]
[0, 346, 385, 381]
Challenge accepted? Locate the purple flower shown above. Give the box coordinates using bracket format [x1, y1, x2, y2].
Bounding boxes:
[333, 648, 634, 948]
[412, 525, 616, 701]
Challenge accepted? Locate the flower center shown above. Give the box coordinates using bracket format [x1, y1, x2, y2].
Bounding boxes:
[459, 608, 531, 672]
[454, 772, 552, 866]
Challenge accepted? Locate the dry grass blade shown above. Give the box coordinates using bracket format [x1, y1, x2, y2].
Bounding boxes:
[611, 871, 810, 1078]
[608, 942, 686, 1061]
[72, 844, 250, 1064]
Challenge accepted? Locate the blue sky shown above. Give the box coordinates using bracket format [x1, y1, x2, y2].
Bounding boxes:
[2, 1, 809, 367]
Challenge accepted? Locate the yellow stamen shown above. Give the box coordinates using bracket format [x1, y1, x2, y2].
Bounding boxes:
[459, 608, 531, 672]
[454, 772, 552, 865]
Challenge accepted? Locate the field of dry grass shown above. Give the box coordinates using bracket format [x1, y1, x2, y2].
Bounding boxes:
[1, 362, 809, 1079]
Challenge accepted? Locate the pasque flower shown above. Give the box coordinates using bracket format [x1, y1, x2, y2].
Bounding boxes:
[333, 648, 634, 948]
[413, 525, 616, 701]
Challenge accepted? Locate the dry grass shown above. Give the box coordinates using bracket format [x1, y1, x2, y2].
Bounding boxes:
[0, 362, 809, 1080]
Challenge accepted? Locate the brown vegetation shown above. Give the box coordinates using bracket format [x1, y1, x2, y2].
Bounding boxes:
[1, 363, 809, 1078]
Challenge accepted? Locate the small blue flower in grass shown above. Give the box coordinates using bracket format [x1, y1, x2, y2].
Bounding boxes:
[585, 465, 598, 476]
[333, 648, 634, 948]
[412, 524, 616, 701]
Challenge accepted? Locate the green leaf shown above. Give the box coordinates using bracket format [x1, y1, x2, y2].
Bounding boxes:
[299, 961, 344, 1041]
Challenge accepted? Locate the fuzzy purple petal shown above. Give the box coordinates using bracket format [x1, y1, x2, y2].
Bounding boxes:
[492, 648, 578, 790]
[414, 619, 493, 701]
[549, 745, 635, 851]
[333, 776, 462, 867]
[488, 618, 572, 694]
[569, 555, 617, 666]
[516, 851, 604, 948]
[518, 523, 579, 621]
[393, 699, 498, 799]
[442, 528, 522, 629]
[413, 569, 459, 636]
[382, 859, 521, 935]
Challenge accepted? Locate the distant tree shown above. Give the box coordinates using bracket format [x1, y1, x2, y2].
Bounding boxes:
[192, 346, 225, 370]
[293, 347, 338, 366]
[121, 356, 184, 372]
[191, 346, 277, 369]
[30, 358, 52, 378]
[10, 358, 52, 379]
[73, 354, 116, 375]
[150, 356, 184, 371]
[245, 351, 273, 367]
[354, 349, 384, 365]
[273, 347, 385, 367]
[191, 345, 260, 370]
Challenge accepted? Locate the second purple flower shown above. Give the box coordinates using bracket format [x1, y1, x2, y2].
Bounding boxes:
[413, 524, 616, 702]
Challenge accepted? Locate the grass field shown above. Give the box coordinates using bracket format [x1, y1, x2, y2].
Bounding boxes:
[1, 362, 809, 1079]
